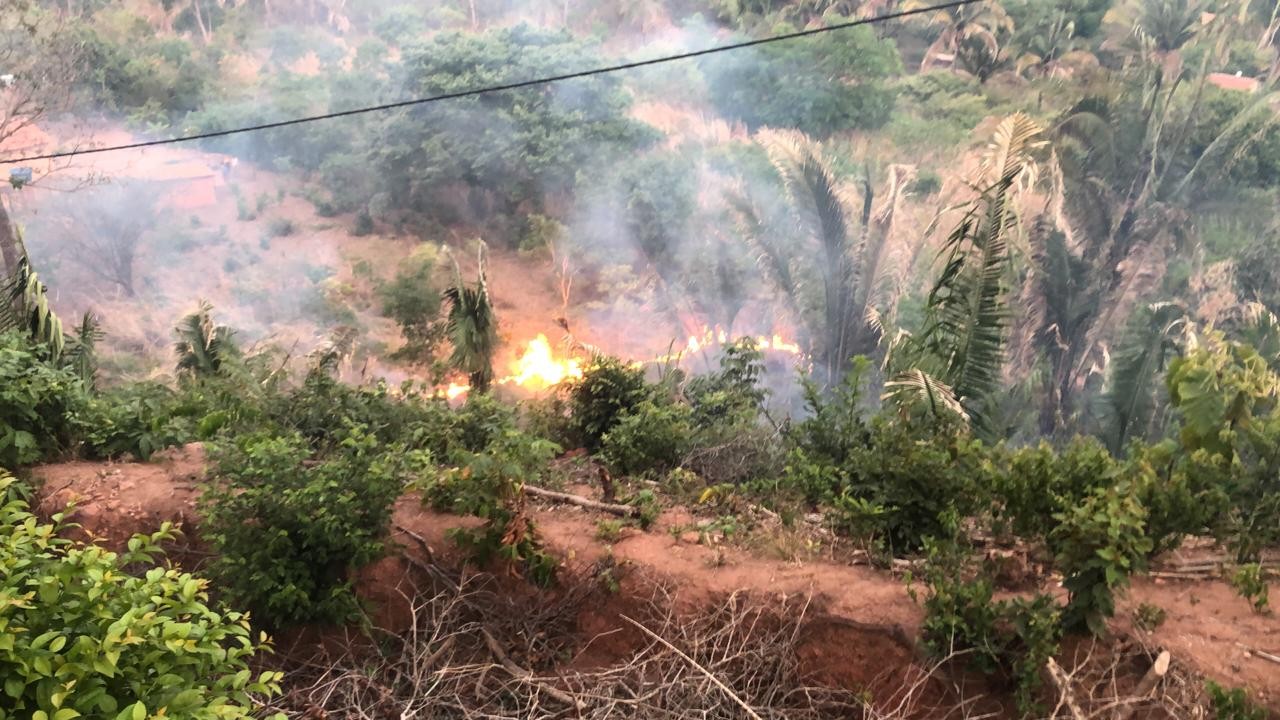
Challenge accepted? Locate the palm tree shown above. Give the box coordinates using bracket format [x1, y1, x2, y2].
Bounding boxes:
[1097, 302, 1189, 452]
[174, 300, 239, 378]
[884, 113, 1045, 430]
[906, 0, 1012, 70]
[731, 130, 914, 385]
[443, 244, 498, 392]
[1022, 7, 1276, 433]
[65, 312, 103, 388]
[1, 247, 64, 358]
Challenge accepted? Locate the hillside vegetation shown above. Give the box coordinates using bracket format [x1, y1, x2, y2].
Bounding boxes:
[2, 0, 1280, 717]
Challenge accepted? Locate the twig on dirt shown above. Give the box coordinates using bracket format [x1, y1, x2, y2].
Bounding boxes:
[524, 484, 639, 517]
[394, 523, 435, 562]
[620, 613, 766, 720]
[1047, 657, 1087, 720]
[1237, 643, 1280, 666]
[480, 627, 585, 710]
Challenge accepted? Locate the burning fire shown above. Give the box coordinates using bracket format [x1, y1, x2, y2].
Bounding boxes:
[437, 327, 801, 400]
[499, 334, 583, 391]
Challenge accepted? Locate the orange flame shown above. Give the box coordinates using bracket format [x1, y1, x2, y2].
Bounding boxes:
[437, 328, 802, 398]
[499, 334, 583, 391]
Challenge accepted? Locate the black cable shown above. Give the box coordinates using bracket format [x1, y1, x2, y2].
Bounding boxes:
[2, 0, 982, 164]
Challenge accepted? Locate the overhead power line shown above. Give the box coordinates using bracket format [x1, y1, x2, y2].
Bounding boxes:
[3, 0, 982, 164]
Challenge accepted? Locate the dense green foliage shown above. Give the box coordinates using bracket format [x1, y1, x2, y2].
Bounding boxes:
[0, 474, 283, 719]
[702, 21, 901, 136]
[0, 334, 84, 467]
[201, 425, 424, 628]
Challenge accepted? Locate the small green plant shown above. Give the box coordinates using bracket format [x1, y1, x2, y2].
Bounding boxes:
[1051, 482, 1153, 635]
[0, 332, 87, 467]
[0, 473, 285, 719]
[267, 217, 296, 237]
[910, 536, 1062, 717]
[256, 191, 272, 214]
[595, 518, 625, 543]
[417, 429, 560, 585]
[1134, 602, 1167, 631]
[352, 210, 375, 236]
[1230, 564, 1270, 614]
[1206, 681, 1268, 720]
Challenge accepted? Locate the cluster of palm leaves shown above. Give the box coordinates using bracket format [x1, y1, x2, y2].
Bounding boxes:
[173, 300, 240, 378]
[443, 243, 498, 392]
[731, 130, 914, 386]
[883, 113, 1045, 431]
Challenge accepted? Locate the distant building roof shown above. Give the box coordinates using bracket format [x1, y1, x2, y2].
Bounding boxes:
[1206, 72, 1261, 93]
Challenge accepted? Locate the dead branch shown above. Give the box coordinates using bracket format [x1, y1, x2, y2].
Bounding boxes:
[620, 613, 766, 720]
[1047, 657, 1088, 720]
[524, 484, 639, 517]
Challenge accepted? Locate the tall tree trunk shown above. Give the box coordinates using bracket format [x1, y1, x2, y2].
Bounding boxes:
[192, 0, 210, 42]
[0, 198, 20, 278]
[468, 0, 477, 28]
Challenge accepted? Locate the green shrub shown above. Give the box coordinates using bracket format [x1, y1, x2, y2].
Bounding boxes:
[416, 429, 559, 584]
[911, 536, 1061, 717]
[601, 399, 694, 477]
[995, 437, 1117, 541]
[352, 210, 375, 236]
[1051, 482, 1153, 635]
[0, 473, 284, 719]
[567, 356, 650, 452]
[518, 214, 565, 254]
[1206, 681, 1268, 720]
[201, 425, 424, 627]
[0, 332, 86, 467]
[378, 247, 443, 365]
[908, 170, 943, 196]
[79, 383, 194, 461]
[266, 218, 295, 237]
[1230, 564, 1270, 614]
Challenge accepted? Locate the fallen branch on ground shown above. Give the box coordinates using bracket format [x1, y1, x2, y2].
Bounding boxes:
[524, 485, 640, 517]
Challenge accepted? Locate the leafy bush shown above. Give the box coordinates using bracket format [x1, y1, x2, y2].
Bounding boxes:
[0, 473, 284, 719]
[78, 383, 207, 461]
[911, 536, 1061, 717]
[995, 437, 1116, 541]
[785, 361, 988, 552]
[567, 356, 650, 452]
[416, 429, 559, 584]
[378, 246, 443, 365]
[266, 218, 295, 237]
[352, 210, 375, 236]
[1206, 681, 1268, 720]
[1051, 482, 1152, 635]
[0, 332, 86, 467]
[1230, 564, 1270, 614]
[702, 21, 901, 136]
[601, 399, 694, 477]
[201, 425, 424, 627]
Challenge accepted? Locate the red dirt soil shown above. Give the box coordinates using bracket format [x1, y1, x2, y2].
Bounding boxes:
[29, 449, 1280, 713]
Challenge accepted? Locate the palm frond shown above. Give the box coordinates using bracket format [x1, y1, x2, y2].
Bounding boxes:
[882, 368, 970, 423]
[1, 253, 64, 358]
[1098, 301, 1188, 452]
[443, 243, 498, 391]
[64, 311, 104, 387]
[174, 300, 239, 378]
